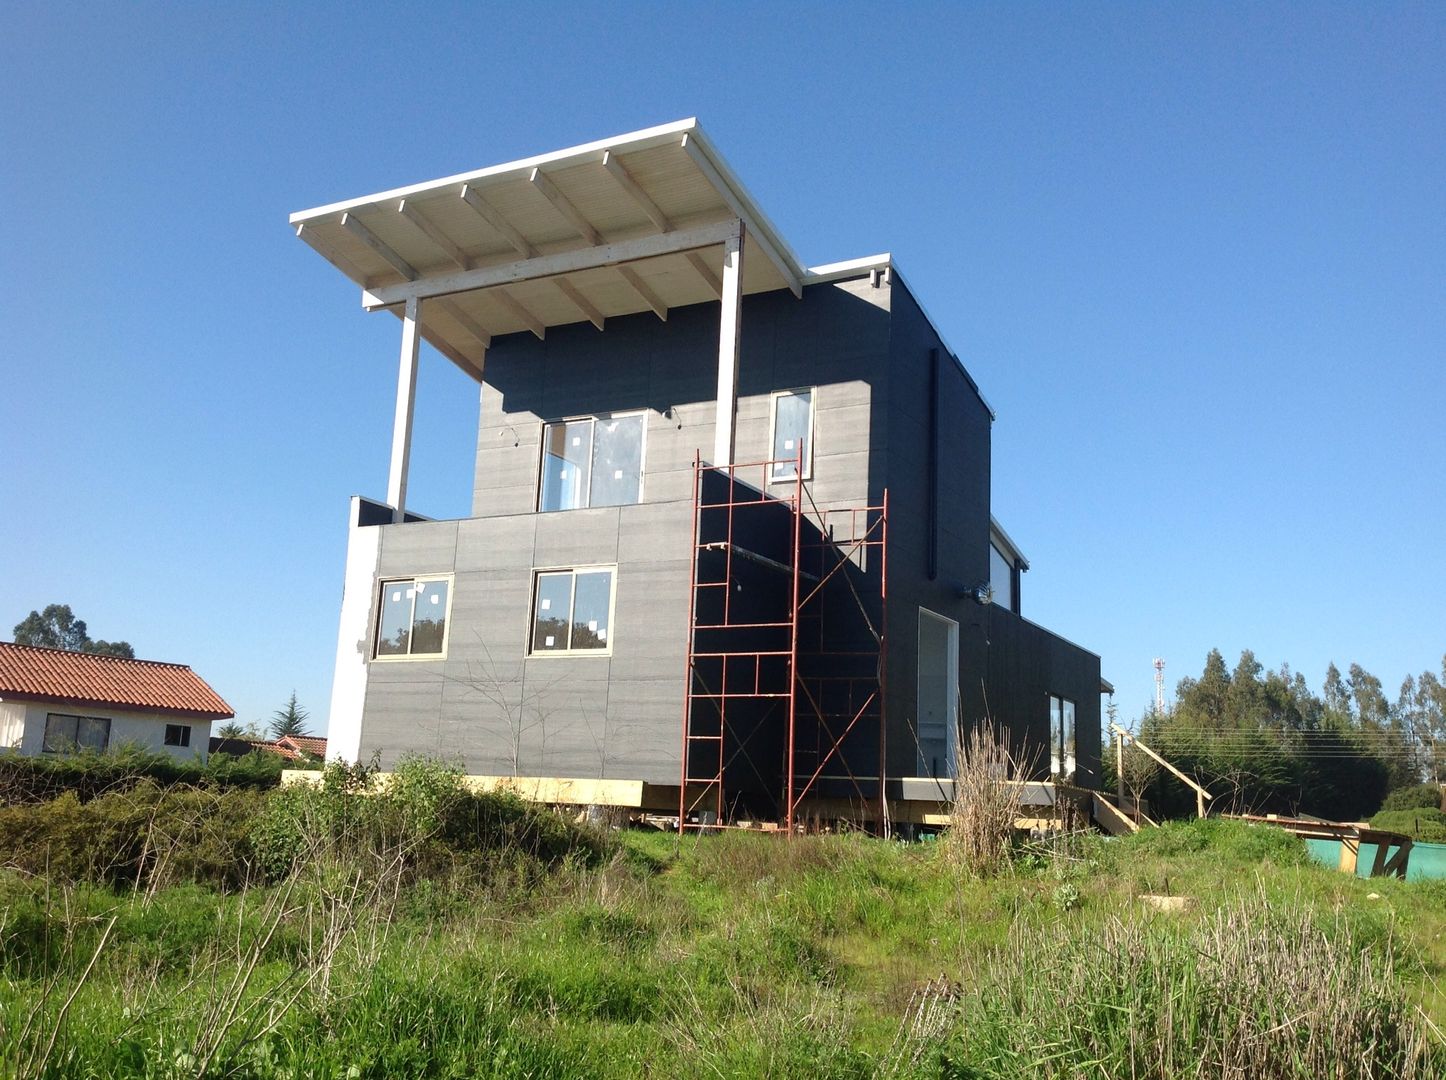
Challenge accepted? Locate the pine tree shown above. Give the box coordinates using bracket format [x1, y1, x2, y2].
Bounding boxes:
[269, 692, 310, 739]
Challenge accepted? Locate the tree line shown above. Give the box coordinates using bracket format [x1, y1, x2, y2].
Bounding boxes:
[1117, 649, 1444, 821]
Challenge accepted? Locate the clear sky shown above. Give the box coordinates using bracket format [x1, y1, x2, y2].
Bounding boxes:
[2, 3, 1442, 735]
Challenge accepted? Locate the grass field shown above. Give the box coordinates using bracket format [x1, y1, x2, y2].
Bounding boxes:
[1, 768, 1442, 1078]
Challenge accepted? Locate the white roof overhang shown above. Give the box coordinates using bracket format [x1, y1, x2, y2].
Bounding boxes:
[290, 119, 866, 380]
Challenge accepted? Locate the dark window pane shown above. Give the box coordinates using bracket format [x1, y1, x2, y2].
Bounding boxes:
[409, 579, 449, 654]
[590, 415, 644, 507]
[43, 714, 78, 753]
[165, 723, 191, 747]
[532, 573, 574, 651]
[571, 570, 613, 650]
[540, 419, 593, 511]
[771, 390, 812, 480]
[1061, 699, 1076, 779]
[76, 716, 110, 752]
[376, 582, 414, 656]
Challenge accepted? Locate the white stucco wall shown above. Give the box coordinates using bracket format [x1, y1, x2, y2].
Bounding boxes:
[8, 699, 213, 761]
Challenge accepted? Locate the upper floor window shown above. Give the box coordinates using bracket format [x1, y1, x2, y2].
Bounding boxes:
[769, 388, 814, 482]
[1049, 694, 1076, 780]
[375, 575, 452, 659]
[530, 567, 615, 654]
[539, 413, 646, 511]
[990, 543, 1015, 613]
[43, 713, 111, 754]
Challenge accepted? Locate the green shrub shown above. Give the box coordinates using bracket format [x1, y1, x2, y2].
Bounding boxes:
[1369, 807, 1446, 843]
[0, 746, 292, 806]
[1380, 783, 1444, 813]
[1120, 817, 1308, 867]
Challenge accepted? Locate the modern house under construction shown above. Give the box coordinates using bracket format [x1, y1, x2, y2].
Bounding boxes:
[295, 120, 1106, 828]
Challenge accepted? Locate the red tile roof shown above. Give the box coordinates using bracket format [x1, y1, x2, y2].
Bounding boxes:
[0, 641, 233, 719]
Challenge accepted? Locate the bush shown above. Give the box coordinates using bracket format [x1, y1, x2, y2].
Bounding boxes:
[0, 746, 292, 806]
[1120, 817, 1308, 867]
[1369, 807, 1446, 843]
[1380, 783, 1444, 813]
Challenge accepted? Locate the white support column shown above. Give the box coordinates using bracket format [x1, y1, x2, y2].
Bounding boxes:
[713, 221, 744, 466]
[387, 295, 422, 522]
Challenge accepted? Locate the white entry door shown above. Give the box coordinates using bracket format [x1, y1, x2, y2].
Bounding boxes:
[916, 609, 960, 778]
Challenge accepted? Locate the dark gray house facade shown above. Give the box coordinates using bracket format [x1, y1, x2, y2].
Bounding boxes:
[296, 121, 1103, 826]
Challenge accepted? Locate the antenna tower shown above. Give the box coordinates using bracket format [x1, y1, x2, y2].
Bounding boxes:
[1153, 658, 1166, 714]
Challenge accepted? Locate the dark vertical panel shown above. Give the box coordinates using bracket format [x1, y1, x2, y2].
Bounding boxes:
[927, 347, 939, 581]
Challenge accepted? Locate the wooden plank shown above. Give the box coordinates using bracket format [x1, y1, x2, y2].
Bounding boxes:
[1338, 836, 1359, 875]
[362, 218, 740, 308]
[617, 265, 667, 321]
[685, 250, 722, 297]
[281, 769, 647, 808]
[680, 132, 802, 298]
[294, 223, 373, 286]
[529, 167, 602, 245]
[1092, 791, 1139, 835]
[340, 212, 418, 280]
[397, 198, 471, 270]
[1111, 724, 1212, 814]
[553, 277, 605, 331]
[435, 298, 492, 348]
[601, 150, 671, 232]
[1381, 839, 1412, 880]
[386, 296, 422, 521]
[494, 287, 545, 340]
[459, 183, 536, 258]
[1369, 839, 1390, 877]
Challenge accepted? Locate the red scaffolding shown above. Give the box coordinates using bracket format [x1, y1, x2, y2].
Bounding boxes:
[678, 451, 888, 833]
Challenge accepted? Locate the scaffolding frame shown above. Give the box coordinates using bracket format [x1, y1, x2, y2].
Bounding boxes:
[679, 450, 888, 834]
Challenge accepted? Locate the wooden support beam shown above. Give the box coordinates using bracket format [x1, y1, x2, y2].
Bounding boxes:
[494, 287, 545, 340]
[436, 298, 492, 348]
[459, 184, 535, 258]
[685, 251, 722, 298]
[387, 296, 422, 521]
[362, 218, 740, 309]
[553, 277, 605, 331]
[680, 133, 802, 298]
[617, 265, 667, 321]
[397, 199, 471, 270]
[529, 167, 602, 246]
[340, 212, 418, 281]
[601, 150, 671, 232]
[1110, 724, 1213, 816]
[713, 223, 744, 465]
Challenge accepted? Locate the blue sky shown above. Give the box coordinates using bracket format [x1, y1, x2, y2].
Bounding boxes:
[2, 3, 1442, 734]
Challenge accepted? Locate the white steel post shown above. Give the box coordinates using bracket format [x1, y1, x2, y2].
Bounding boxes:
[387, 296, 422, 522]
[713, 221, 744, 466]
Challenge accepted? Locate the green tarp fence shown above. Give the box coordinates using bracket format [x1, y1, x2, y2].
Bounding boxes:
[1305, 838, 1446, 882]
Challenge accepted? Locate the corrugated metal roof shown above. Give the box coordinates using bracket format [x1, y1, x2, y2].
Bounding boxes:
[0, 642, 233, 719]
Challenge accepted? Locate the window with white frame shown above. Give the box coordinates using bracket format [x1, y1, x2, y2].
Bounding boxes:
[990, 543, 1015, 612]
[374, 576, 453, 658]
[769, 388, 814, 482]
[1049, 695, 1077, 779]
[538, 413, 645, 511]
[43, 713, 111, 753]
[530, 567, 615, 654]
[164, 723, 192, 748]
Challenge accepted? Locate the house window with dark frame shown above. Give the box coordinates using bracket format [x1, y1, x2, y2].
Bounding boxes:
[164, 723, 192, 748]
[42, 713, 111, 754]
[1048, 694, 1077, 779]
[538, 413, 645, 512]
[530, 567, 615, 654]
[769, 388, 814, 482]
[990, 543, 1015, 613]
[374, 576, 453, 659]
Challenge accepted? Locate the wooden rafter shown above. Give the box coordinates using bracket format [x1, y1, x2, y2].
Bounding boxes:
[494, 287, 545, 340]
[459, 184, 536, 258]
[685, 251, 722, 298]
[617, 265, 667, 321]
[601, 150, 671, 233]
[529, 168, 602, 246]
[397, 199, 470, 270]
[340, 212, 418, 280]
[552, 277, 605, 331]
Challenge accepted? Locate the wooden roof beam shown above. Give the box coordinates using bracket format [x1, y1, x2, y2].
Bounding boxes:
[460, 184, 536, 259]
[340, 212, 418, 280]
[680, 134, 801, 298]
[362, 218, 740, 309]
[601, 150, 671, 233]
[398, 199, 471, 270]
[436, 298, 492, 348]
[685, 251, 722, 298]
[295, 223, 375, 288]
[553, 277, 605, 331]
[529, 168, 602, 246]
[495, 288, 546, 340]
[617, 266, 667, 322]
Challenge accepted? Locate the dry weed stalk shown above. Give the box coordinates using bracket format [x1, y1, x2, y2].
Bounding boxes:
[943, 718, 1026, 876]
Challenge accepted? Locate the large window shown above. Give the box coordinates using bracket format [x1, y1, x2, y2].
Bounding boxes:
[769, 388, 814, 482]
[375, 576, 453, 659]
[1049, 695, 1077, 779]
[539, 413, 645, 511]
[530, 567, 615, 654]
[990, 543, 1014, 613]
[43, 713, 111, 754]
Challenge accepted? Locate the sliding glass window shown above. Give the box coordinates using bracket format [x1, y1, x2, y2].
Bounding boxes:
[539, 414, 645, 511]
[530, 568, 615, 654]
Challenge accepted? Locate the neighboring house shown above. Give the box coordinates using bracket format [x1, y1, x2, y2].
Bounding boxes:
[208, 734, 328, 762]
[293, 119, 1106, 827]
[0, 641, 232, 761]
